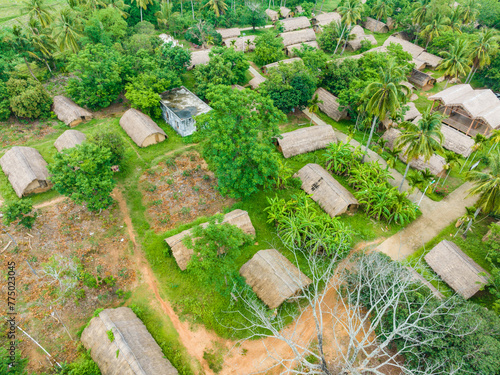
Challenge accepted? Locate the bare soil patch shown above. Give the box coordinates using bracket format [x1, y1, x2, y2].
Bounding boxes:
[141, 151, 235, 233]
[0, 118, 59, 149]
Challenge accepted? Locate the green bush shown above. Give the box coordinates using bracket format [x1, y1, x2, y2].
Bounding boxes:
[6, 78, 52, 119]
[2, 199, 38, 229]
[87, 131, 125, 167]
[0, 345, 27, 375]
[0, 81, 11, 121]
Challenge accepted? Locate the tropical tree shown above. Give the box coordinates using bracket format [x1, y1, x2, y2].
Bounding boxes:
[372, 0, 393, 22]
[9, 25, 40, 81]
[438, 38, 471, 88]
[466, 28, 499, 83]
[53, 9, 81, 53]
[459, 0, 481, 25]
[440, 150, 462, 188]
[132, 0, 153, 22]
[420, 13, 450, 49]
[338, 0, 364, 26]
[155, 0, 177, 28]
[26, 19, 56, 73]
[202, 0, 228, 17]
[22, 0, 53, 27]
[466, 150, 500, 214]
[307, 94, 322, 125]
[487, 129, 500, 153]
[449, 6, 464, 32]
[104, 0, 130, 18]
[411, 0, 431, 41]
[245, 38, 253, 52]
[395, 109, 444, 192]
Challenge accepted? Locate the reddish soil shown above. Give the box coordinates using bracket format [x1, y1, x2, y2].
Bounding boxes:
[141, 151, 235, 233]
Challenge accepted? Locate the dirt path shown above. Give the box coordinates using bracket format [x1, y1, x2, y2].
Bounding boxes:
[34, 196, 66, 209]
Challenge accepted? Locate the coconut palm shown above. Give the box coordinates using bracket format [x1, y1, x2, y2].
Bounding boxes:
[395, 109, 445, 192]
[245, 38, 253, 52]
[338, 0, 364, 26]
[440, 150, 461, 187]
[372, 0, 393, 22]
[487, 129, 500, 154]
[307, 94, 323, 126]
[9, 25, 40, 82]
[26, 18, 56, 73]
[155, 0, 177, 28]
[86, 0, 106, 10]
[53, 9, 81, 53]
[466, 150, 500, 214]
[438, 38, 471, 88]
[459, 0, 480, 25]
[449, 7, 463, 33]
[22, 0, 53, 28]
[420, 13, 450, 49]
[411, 0, 431, 41]
[133, 0, 153, 22]
[202, 0, 228, 17]
[466, 28, 499, 84]
[361, 61, 408, 162]
[105, 0, 130, 18]
[461, 133, 487, 172]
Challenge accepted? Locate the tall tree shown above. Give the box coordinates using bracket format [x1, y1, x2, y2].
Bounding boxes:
[22, 0, 53, 27]
[466, 28, 499, 83]
[466, 150, 500, 214]
[411, 0, 431, 41]
[133, 0, 153, 21]
[155, 0, 178, 28]
[53, 9, 81, 53]
[307, 94, 322, 125]
[202, 0, 228, 17]
[395, 109, 444, 192]
[9, 25, 40, 81]
[338, 0, 364, 25]
[438, 38, 471, 88]
[459, 0, 481, 24]
[420, 13, 450, 49]
[372, 0, 393, 22]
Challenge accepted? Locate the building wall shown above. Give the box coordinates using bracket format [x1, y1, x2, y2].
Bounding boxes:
[160, 103, 197, 137]
[142, 133, 166, 147]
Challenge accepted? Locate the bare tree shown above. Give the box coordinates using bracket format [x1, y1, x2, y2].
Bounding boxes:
[226, 242, 475, 374]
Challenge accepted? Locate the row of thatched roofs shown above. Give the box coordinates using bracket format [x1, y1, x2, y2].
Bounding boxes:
[0, 97, 166, 197]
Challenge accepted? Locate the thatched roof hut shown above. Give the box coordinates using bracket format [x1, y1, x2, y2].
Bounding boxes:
[386, 17, 395, 30]
[383, 36, 424, 58]
[119, 109, 167, 148]
[280, 28, 316, 47]
[224, 35, 256, 51]
[416, 51, 443, 70]
[315, 88, 348, 122]
[52, 96, 92, 127]
[281, 16, 311, 32]
[401, 81, 415, 92]
[239, 249, 312, 309]
[409, 69, 436, 88]
[262, 57, 303, 73]
[249, 73, 266, 89]
[280, 6, 292, 18]
[165, 210, 256, 271]
[346, 34, 377, 52]
[187, 49, 211, 70]
[382, 128, 446, 176]
[216, 27, 241, 39]
[54, 130, 86, 152]
[265, 8, 279, 21]
[81, 307, 178, 375]
[0, 147, 51, 198]
[404, 102, 421, 121]
[285, 41, 319, 56]
[311, 12, 341, 27]
[363, 17, 389, 33]
[440, 124, 474, 157]
[295, 163, 358, 217]
[277, 125, 337, 158]
[425, 240, 490, 299]
[295, 5, 304, 13]
[393, 31, 412, 41]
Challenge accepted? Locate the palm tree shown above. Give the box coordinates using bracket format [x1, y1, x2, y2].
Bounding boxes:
[461, 133, 487, 172]
[466, 28, 499, 84]
[395, 109, 444, 192]
[22, 0, 53, 28]
[411, 0, 431, 42]
[466, 150, 500, 215]
[372, 0, 393, 22]
[26, 18, 56, 74]
[155, 0, 177, 28]
[245, 38, 253, 52]
[338, 0, 364, 26]
[438, 38, 471, 88]
[420, 13, 450, 49]
[307, 94, 323, 125]
[53, 9, 81, 53]
[449, 7, 463, 33]
[440, 150, 461, 188]
[487, 129, 500, 154]
[133, 0, 153, 22]
[361, 61, 408, 163]
[459, 0, 480, 25]
[9, 25, 40, 82]
[202, 0, 228, 17]
[105, 0, 130, 18]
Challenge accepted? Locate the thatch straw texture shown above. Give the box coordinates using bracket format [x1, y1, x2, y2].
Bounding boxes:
[53, 96, 92, 127]
[346, 34, 377, 52]
[119, 109, 166, 148]
[240, 249, 312, 309]
[386, 17, 395, 30]
[315, 88, 348, 122]
[249, 73, 266, 89]
[407, 267, 444, 300]
[441, 124, 474, 157]
[312, 12, 341, 26]
[54, 130, 86, 152]
[401, 81, 415, 92]
[81, 307, 178, 375]
[265, 8, 279, 21]
[165, 209, 256, 270]
[280, 28, 316, 47]
[296, 5, 304, 13]
[0, 146, 51, 198]
[363, 17, 389, 33]
[382, 128, 446, 176]
[409, 69, 435, 88]
[294, 163, 358, 217]
[285, 41, 319, 56]
[383, 36, 424, 58]
[281, 16, 311, 32]
[425, 240, 490, 299]
[224, 35, 256, 51]
[404, 102, 421, 121]
[262, 57, 303, 73]
[416, 51, 443, 69]
[277, 125, 337, 158]
[393, 31, 411, 41]
[280, 6, 292, 18]
[216, 27, 241, 39]
[188, 49, 211, 70]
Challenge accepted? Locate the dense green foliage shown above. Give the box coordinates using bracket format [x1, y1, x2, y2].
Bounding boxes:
[87, 130, 126, 167]
[2, 199, 38, 229]
[6, 78, 52, 119]
[253, 30, 285, 66]
[0, 81, 11, 121]
[184, 21, 222, 47]
[0, 344, 27, 375]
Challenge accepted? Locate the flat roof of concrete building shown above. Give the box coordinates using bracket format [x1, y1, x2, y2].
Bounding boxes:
[160, 86, 211, 118]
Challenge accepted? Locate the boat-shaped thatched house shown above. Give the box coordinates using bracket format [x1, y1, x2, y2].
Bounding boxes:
[119, 109, 167, 147]
[383, 36, 424, 59]
[262, 57, 303, 73]
[295, 163, 358, 217]
[240, 249, 312, 309]
[52, 95, 92, 127]
[224, 35, 256, 52]
[277, 125, 337, 158]
[249, 72, 266, 89]
[81, 307, 178, 375]
[346, 33, 377, 52]
[54, 130, 86, 152]
[165, 210, 256, 270]
[315, 88, 348, 122]
[187, 49, 211, 70]
[363, 17, 389, 33]
[280, 6, 292, 18]
[0, 147, 51, 198]
[424, 240, 490, 299]
[409, 69, 436, 89]
[281, 16, 311, 32]
[265, 8, 279, 22]
[216, 27, 241, 40]
[285, 41, 319, 56]
[280, 29, 316, 47]
[440, 124, 474, 157]
[416, 52, 443, 70]
[311, 12, 341, 31]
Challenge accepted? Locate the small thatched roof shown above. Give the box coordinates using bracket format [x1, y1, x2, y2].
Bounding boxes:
[81, 307, 178, 375]
[285, 41, 319, 56]
[407, 267, 444, 300]
[280, 6, 292, 18]
[277, 125, 337, 158]
[404, 102, 421, 121]
[265, 8, 279, 21]
[350, 25, 366, 37]
[249, 73, 266, 89]
[409, 69, 435, 88]
[0, 146, 51, 198]
[401, 81, 415, 92]
[231, 84, 245, 91]
[280, 28, 316, 47]
[119, 108, 166, 148]
[295, 5, 304, 13]
[281, 16, 311, 32]
[53, 95, 92, 127]
[165, 210, 256, 271]
[188, 49, 211, 70]
[425, 240, 490, 299]
[412, 57, 427, 71]
[382, 128, 446, 176]
[440, 124, 474, 157]
[416, 51, 443, 69]
[294, 163, 358, 217]
[393, 31, 412, 41]
[383, 36, 424, 58]
[312, 12, 341, 26]
[386, 17, 395, 30]
[363, 17, 389, 33]
[346, 34, 377, 52]
[240, 249, 312, 309]
[315, 88, 348, 122]
[54, 130, 86, 152]
[216, 27, 241, 39]
[262, 57, 303, 73]
[224, 35, 256, 51]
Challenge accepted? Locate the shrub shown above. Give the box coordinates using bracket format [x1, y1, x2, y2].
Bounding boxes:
[2, 199, 38, 229]
[6, 78, 52, 119]
[87, 130, 125, 167]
